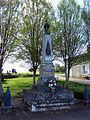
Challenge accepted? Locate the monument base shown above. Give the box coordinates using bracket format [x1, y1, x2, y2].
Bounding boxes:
[23, 85, 77, 112]
[38, 63, 55, 85]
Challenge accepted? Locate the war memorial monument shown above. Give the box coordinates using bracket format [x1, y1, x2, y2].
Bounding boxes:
[23, 22, 76, 112]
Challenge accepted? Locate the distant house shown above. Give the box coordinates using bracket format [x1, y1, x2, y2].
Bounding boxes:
[71, 43, 90, 79]
[71, 61, 90, 79]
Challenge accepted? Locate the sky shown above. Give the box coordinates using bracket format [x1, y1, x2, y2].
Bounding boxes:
[3, 0, 84, 73]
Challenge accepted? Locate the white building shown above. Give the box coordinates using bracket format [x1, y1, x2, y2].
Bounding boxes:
[71, 62, 90, 79]
[71, 43, 90, 79]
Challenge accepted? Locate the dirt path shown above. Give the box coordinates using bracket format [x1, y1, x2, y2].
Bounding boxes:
[55, 75, 90, 84]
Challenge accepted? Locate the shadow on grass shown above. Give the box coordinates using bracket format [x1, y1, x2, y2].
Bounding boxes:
[1, 79, 8, 84]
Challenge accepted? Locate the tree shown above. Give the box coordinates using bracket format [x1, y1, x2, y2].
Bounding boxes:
[0, 0, 19, 98]
[53, 0, 86, 88]
[15, 0, 52, 85]
[81, 0, 90, 45]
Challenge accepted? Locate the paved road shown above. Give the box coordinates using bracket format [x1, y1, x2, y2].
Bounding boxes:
[55, 75, 90, 84]
[0, 102, 90, 120]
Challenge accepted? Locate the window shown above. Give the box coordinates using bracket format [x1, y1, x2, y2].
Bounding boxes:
[83, 66, 87, 74]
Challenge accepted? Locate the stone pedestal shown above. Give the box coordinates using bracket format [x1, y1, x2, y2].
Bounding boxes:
[38, 63, 55, 84]
[23, 86, 76, 112]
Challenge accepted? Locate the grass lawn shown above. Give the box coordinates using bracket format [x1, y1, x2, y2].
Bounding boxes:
[57, 80, 90, 93]
[57, 80, 90, 99]
[2, 74, 90, 99]
[2, 77, 37, 97]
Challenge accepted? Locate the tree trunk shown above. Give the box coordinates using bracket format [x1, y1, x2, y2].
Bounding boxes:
[65, 68, 69, 89]
[33, 69, 36, 86]
[87, 29, 89, 42]
[65, 59, 70, 89]
[0, 59, 4, 100]
[66, 60, 71, 89]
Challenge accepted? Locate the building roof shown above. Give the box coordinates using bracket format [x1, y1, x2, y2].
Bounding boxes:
[73, 52, 90, 66]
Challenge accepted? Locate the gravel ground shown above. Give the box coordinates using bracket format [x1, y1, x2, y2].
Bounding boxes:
[0, 98, 90, 120]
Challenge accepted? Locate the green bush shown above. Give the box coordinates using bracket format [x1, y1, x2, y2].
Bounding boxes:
[3, 73, 19, 79]
[17, 73, 39, 78]
[3, 73, 39, 79]
[54, 65, 65, 73]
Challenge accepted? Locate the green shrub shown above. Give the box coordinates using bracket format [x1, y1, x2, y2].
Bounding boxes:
[17, 73, 39, 78]
[3, 73, 39, 79]
[3, 73, 19, 79]
[54, 65, 65, 73]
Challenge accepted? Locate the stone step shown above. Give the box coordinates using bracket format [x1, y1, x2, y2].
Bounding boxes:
[31, 104, 71, 112]
[23, 98, 76, 112]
